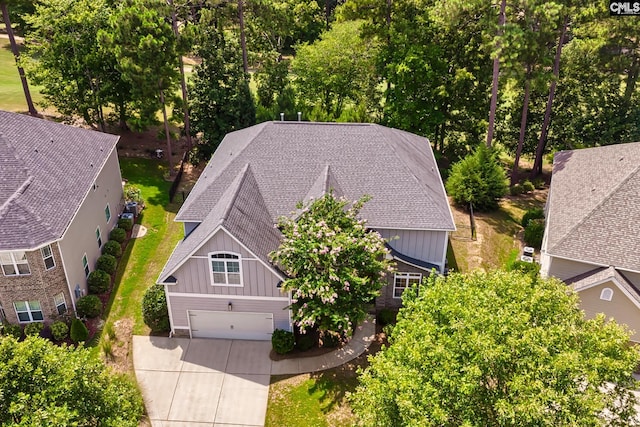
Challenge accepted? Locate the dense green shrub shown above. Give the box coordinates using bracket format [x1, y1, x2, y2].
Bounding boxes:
[50, 321, 69, 341]
[102, 240, 122, 258]
[533, 178, 546, 189]
[320, 331, 342, 348]
[70, 318, 89, 343]
[524, 219, 545, 249]
[142, 285, 170, 332]
[88, 270, 110, 294]
[109, 227, 126, 243]
[521, 180, 535, 193]
[118, 217, 133, 231]
[271, 329, 295, 354]
[76, 295, 102, 318]
[1, 322, 22, 339]
[508, 260, 540, 278]
[522, 208, 545, 228]
[510, 184, 524, 196]
[446, 145, 508, 211]
[377, 308, 397, 326]
[96, 254, 117, 275]
[24, 322, 44, 337]
[296, 333, 315, 351]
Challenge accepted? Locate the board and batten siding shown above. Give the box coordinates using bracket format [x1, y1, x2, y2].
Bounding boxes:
[376, 229, 447, 268]
[171, 229, 283, 298]
[168, 294, 291, 331]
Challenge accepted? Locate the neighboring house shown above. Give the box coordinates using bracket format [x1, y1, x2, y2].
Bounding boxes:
[0, 111, 124, 325]
[158, 121, 455, 340]
[540, 142, 640, 342]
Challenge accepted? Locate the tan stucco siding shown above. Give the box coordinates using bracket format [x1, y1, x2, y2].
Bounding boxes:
[172, 229, 283, 297]
[578, 282, 640, 341]
[58, 148, 123, 302]
[546, 257, 602, 281]
[167, 294, 290, 331]
[376, 229, 447, 271]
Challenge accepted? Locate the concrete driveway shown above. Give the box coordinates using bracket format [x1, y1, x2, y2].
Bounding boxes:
[133, 336, 271, 427]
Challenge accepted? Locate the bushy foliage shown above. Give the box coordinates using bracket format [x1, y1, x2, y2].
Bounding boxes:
[88, 269, 111, 294]
[110, 227, 127, 243]
[142, 285, 170, 332]
[102, 240, 123, 258]
[270, 193, 393, 336]
[96, 254, 117, 275]
[118, 217, 133, 231]
[70, 318, 89, 343]
[296, 333, 315, 351]
[446, 145, 509, 211]
[76, 295, 102, 318]
[0, 336, 143, 425]
[377, 308, 396, 326]
[320, 331, 341, 348]
[521, 180, 535, 193]
[524, 218, 545, 248]
[1, 322, 22, 339]
[271, 329, 295, 354]
[124, 185, 143, 204]
[50, 321, 69, 342]
[521, 207, 545, 228]
[24, 322, 44, 337]
[509, 184, 524, 196]
[351, 271, 640, 426]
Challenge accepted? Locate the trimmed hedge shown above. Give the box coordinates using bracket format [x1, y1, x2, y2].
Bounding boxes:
[88, 270, 110, 294]
[102, 240, 122, 258]
[50, 321, 69, 341]
[109, 227, 126, 243]
[96, 254, 117, 275]
[142, 285, 170, 332]
[524, 218, 545, 249]
[1, 322, 22, 339]
[272, 329, 295, 354]
[76, 295, 102, 318]
[118, 217, 133, 231]
[70, 318, 88, 343]
[24, 322, 44, 337]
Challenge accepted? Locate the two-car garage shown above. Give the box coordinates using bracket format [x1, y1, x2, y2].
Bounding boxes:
[188, 310, 275, 340]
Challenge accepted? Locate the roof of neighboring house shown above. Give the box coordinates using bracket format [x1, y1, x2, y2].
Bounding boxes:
[176, 121, 455, 231]
[565, 266, 640, 307]
[545, 142, 640, 272]
[0, 111, 119, 251]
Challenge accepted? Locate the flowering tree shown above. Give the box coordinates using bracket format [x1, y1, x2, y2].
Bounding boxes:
[270, 193, 393, 337]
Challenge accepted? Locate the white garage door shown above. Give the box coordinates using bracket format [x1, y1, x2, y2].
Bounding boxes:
[188, 310, 274, 340]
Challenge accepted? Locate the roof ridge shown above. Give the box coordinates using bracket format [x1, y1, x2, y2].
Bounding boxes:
[221, 164, 252, 221]
[549, 161, 640, 253]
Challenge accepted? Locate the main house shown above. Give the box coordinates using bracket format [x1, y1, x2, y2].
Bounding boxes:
[540, 142, 640, 342]
[158, 121, 455, 340]
[0, 111, 123, 325]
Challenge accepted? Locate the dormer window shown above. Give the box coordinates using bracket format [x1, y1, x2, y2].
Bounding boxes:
[209, 252, 242, 286]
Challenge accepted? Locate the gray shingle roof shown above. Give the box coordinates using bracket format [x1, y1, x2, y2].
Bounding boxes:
[177, 122, 455, 231]
[0, 111, 119, 250]
[565, 266, 640, 305]
[545, 142, 640, 271]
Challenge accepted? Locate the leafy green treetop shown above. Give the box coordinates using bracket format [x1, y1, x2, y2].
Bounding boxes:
[270, 193, 393, 336]
[351, 270, 640, 426]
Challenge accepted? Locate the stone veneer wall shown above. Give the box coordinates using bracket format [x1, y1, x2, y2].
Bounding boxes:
[0, 242, 72, 324]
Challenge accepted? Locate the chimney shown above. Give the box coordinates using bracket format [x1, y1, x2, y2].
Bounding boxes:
[280, 112, 284, 121]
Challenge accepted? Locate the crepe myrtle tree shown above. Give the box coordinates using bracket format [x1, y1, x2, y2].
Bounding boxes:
[270, 193, 393, 338]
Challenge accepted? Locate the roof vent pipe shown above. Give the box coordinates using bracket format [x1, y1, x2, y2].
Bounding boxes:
[280, 112, 284, 121]
[297, 112, 302, 122]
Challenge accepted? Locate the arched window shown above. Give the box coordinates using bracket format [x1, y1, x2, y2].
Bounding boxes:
[209, 252, 242, 286]
[600, 287, 613, 301]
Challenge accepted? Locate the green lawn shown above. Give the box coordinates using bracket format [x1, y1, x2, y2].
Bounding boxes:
[0, 39, 43, 112]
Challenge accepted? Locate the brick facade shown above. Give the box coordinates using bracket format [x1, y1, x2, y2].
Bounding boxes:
[0, 242, 73, 324]
[376, 261, 432, 310]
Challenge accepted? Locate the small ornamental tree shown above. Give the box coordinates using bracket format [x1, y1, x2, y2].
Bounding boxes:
[446, 144, 508, 211]
[351, 270, 640, 426]
[142, 285, 170, 332]
[270, 193, 393, 336]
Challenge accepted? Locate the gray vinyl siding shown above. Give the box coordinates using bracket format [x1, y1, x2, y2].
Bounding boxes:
[546, 257, 603, 281]
[376, 229, 447, 267]
[168, 294, 291, 331]
[58, 148, 124, 303]
[171, 229, 283, 297]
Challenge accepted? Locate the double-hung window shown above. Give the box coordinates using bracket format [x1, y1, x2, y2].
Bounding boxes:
[41, 245, 55, 270]
[96, 227, 102, 248]
[82, 254, 90, 278]
[0, 251, 31, 276]
[105, 204, 111, 222]
[393, 272, 422, 298]
[210, 252, 242, 286]
[54, 293, 67, 315]
[14, 301, 43, 323]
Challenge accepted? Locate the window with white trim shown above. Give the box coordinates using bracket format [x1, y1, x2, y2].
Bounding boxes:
[600, 287, 614, 301]
[53, 293, 67, 315]
[105, 204, 111, 222]
[393, 272, 422, 298]
[0, 251, 31, 276]
[82, 254, 90, 278]
[96, 227, 102, 248]
[14, 301, 43, 323]
[210, 252, 242, 286]
[41, 245, 55, 270]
